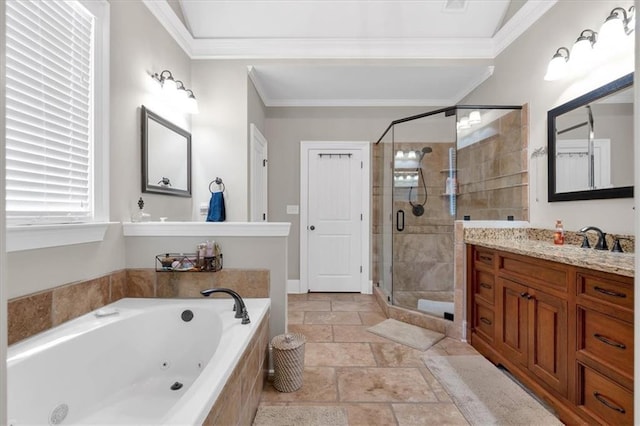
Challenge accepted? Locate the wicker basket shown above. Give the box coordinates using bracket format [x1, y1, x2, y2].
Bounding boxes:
[271, 333, 306, 392]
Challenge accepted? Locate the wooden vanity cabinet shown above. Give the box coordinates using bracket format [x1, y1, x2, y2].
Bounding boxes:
[466, 245, 634, 425]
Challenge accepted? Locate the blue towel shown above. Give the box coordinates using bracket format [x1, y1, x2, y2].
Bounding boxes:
[206, 191, 226, 222]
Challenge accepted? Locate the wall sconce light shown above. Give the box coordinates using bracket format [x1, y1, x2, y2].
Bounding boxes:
[151, 69, 199, 114]
[544, 5, 634, 81]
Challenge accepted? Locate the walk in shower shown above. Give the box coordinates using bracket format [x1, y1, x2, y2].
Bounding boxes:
[373, 105, 527, 321]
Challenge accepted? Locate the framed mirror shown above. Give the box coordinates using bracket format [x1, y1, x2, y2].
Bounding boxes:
[548, 73, 633, 202]
[141, 106, 191, 197]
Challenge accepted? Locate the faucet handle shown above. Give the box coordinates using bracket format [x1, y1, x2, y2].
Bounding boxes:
[579, 233, 590, 249]
[611, 237, 630, 253]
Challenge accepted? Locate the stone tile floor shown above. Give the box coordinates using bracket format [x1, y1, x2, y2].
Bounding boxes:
[256, 292, 481, 425]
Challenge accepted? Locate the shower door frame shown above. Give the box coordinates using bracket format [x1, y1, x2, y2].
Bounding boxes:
[376, 104, 523, 309]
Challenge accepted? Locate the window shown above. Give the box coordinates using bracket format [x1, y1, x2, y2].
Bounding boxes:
[5, 0, 108, 227]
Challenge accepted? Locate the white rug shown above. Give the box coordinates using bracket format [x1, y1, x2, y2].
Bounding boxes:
[253, 406, 348, 426]
[367, 318, 444, 351]
[423, 355, 563, 425]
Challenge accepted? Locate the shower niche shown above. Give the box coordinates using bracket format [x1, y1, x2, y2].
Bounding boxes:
[373, 105, 527, 327]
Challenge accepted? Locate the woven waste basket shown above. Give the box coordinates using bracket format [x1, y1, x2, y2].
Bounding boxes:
[271, 332, 306, 392]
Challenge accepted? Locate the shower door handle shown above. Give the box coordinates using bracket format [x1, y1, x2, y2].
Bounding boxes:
[396, 210, 405, 232]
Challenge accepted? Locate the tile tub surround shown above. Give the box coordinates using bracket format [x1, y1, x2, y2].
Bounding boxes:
[8, 268, 269, 345]
[464, 228, 634, 277]
[8, 270, 126, 345]
[203, 309, 270, 426]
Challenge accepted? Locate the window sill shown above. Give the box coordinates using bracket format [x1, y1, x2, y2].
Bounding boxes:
[7, 222, 115, 252]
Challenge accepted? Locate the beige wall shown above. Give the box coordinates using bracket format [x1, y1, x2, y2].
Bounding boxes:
[461, 0, 635, 234]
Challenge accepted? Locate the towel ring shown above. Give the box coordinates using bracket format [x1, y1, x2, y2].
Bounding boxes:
[209, 177, 225, 193]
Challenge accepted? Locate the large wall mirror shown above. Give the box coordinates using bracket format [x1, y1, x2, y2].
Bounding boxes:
[548, 73, 633, 202]
[141, 106, 191, 197]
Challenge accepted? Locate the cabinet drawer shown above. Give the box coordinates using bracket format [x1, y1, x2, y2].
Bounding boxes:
[473, 248, 494, 268]
[578, 364, 633, 425]
[500, 255, 567, 292]
[577, 272, 633, 312]
[578, 307, 633, 379]
[473, 269, 495, 305]
[473, 302, 494, 342]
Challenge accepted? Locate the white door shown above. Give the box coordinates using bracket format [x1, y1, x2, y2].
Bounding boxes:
[250, 124, 268, 221]
[556, 139, 611, 192]
[301, 142, 370, 293]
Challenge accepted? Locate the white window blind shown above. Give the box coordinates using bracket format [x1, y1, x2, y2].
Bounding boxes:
[6, 0, 95, 225]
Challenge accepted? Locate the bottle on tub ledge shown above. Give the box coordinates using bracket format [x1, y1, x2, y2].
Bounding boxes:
[131, 197, 151, 222]
[554, 219, 564, 245]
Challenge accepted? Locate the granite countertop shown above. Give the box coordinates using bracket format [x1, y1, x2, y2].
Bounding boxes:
[465, 237, 635, 278]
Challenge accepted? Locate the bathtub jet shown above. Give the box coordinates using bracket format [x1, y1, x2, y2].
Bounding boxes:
[200, 287, 250, 324]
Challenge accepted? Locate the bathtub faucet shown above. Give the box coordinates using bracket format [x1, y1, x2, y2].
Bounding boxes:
[200, 288, 251, 324]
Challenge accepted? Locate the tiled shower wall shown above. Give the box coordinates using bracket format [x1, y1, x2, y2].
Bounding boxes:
[456, 107, 529, 221]
[8, 268, 269, 345]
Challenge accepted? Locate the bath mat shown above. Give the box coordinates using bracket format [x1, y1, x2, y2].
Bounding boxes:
[252, 405, 348, 426]
[423, 355, 562, 425]
[367, 318, 444, 351]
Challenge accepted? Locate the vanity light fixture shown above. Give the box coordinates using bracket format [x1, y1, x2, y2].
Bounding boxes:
[395, 150, 405, 159]
[407, 150, 417, 160]
[151, 70, 199, 114]
[544, 5, 634, 81]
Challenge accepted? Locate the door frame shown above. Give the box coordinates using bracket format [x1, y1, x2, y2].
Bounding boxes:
[300, 141, 371, 294]
[249, 123, 268, 221]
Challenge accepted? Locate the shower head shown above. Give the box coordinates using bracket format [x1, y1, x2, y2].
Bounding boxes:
[419, 146, 433, 161]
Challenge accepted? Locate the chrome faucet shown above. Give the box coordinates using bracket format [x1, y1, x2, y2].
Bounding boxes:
[579, 226, 608, 250]
[200, 288, 250, 324]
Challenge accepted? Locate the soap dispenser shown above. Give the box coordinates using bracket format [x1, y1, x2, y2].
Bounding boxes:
[131, 197, 151, 222]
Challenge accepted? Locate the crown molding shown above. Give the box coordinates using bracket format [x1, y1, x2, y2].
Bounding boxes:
[189, 37, 496, 60]
[450, 66, 495, 103]
[145, 1, 556, 60]
[492, 0, 558, 56]
[142, 0, 193, 57]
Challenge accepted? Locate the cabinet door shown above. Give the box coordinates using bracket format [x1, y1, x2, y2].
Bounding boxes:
[528, 288, 568, 397]
[498, 277, 528, 367]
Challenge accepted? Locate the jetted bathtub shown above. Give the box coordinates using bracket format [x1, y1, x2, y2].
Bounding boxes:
[7, 297, 270, 425]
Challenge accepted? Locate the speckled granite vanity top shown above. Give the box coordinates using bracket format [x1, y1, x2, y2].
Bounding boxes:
[464, 227, 634, 278]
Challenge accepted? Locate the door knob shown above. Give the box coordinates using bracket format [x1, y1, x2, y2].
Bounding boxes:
[309, 225, 315, 230]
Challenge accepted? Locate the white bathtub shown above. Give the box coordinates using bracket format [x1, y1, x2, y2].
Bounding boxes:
[7, 297, 270, 425]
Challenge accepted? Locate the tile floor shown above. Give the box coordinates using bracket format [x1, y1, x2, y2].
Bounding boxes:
[256, 292, 481, 425]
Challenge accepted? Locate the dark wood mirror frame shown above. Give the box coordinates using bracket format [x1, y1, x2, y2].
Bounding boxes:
[141, 106, 192, 197]
[547, 73, 633, 202]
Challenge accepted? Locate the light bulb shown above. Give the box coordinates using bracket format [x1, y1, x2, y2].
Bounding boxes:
[570, 37, 594, 71]
[468, 110, 481, 125]
[407, 150, 417, 159]
[598, 11, 627, 52]
[162, 76, 177, 94]
[395, 150, 404, 159]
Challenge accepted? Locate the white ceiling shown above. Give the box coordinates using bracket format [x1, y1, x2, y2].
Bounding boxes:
[145, 0, 557, 107]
